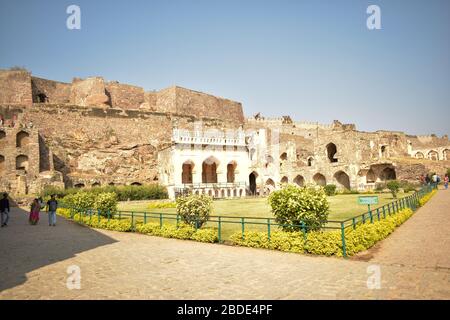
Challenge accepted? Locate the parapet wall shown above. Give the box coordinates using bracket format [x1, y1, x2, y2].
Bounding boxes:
[31, 77, 71, 103]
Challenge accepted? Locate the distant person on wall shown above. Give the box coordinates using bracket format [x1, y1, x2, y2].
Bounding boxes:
[0, 193, 10, 227]
[46, 195, 58, 227]
[29, 199, 41, 225]
[432, 173, 438, 185]
[425, 175, 431, 185]
[444, 175, 449, 190]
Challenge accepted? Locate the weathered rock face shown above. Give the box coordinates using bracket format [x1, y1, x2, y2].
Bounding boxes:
[31, 77, 71, 103]
[0, 70, 32, 105]
[70, 77, 110, 107]
[105, 82, 145, 110]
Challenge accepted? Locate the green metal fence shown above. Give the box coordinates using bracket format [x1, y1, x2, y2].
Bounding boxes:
[64, 183, 438, 258]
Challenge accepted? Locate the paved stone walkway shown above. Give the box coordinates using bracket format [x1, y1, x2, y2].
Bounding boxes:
[0, 191, 449, 299]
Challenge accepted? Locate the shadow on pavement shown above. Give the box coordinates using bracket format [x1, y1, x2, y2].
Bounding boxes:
[0, 207, 117, 292]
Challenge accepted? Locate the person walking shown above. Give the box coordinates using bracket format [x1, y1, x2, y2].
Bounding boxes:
[46, 195, 58, 226]
[445, 174, 449, 190]
[29, 198, 41, 225]
[0, 193, 10, 227]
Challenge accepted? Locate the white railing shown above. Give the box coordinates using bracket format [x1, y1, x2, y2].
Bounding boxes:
[172, 129, 246, 146]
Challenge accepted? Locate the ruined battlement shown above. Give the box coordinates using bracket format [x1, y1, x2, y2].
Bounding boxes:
[0, 69, 245, 126]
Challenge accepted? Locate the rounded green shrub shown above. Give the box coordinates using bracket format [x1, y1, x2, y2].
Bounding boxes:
[324, 184, 337, 196]
[94, 192, 118, 217]
[176, 194, 213, 228]
[268, 185, 330, 231]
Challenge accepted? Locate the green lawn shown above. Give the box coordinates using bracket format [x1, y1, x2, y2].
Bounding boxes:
[117, 192, 411, 239]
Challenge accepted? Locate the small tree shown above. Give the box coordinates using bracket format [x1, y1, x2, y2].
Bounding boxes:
[386, 180, 400, 199]
[176, 194, 213, 228]
[324, 184, 337, 196]
[268, 185, 330, 232]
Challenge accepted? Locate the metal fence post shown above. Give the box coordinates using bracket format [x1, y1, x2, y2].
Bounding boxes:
[267, 218, 271, 241]
[369, 209, 373, 223]
[376, 208, 380, 221]
[159, 213, 163, 228]
[144, 212, 147, 224]
[340, 222, 347, 258]
[107, 210, 110, 223]
[131, 211, 134, 227]
[352, 217, 356, 230]
[301, 222, 307, 242]
[241, 217, 245, 240]
[218, 216, 222, 243]
[382, 205, 386, 218]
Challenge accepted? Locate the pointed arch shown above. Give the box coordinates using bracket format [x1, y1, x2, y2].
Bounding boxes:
[313, 173, 326, 186]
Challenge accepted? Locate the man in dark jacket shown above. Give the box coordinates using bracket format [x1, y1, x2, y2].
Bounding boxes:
[0, 193, 10, 227]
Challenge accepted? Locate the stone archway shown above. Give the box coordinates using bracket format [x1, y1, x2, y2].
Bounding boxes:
[379, 167, 396, 181]
[16, 131, 30, 148]
[293, 175, 305, 187]
[280, 176, 288, 184]
[366, 169, 376, 183]
[249, 171, 258, 195]
[444, 149, 450, 160]
[313, 173, 326, 186]
[0, 130, 5, 140]
[227, 161, 237, 183]
[428, 150, 439, 161]
[307, 157, 314, 167]
[415, 152, 424, 159]
[16, 154, 28, 171]
[202, 156, 219, 183]
[334, 171, 350, 189]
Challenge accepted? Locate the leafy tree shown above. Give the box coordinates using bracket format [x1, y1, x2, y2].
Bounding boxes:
[268, 185, 330, 231]
[386, 180, 400, 198]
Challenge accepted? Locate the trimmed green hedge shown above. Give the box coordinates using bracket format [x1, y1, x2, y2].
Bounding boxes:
[42, 184, 168, 201]
[419, 189, 437, 207]
[230, 208, 414, 257]
[57, 208, 218, 243]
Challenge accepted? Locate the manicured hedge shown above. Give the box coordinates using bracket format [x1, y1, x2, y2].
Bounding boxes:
[419, 189, 437, 207]
[42, 184, 168, 201]
[230, 208, 414, 257]
[57, 208, 218, 243]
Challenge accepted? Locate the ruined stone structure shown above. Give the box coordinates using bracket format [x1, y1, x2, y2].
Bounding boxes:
[0, 69, 449, 197]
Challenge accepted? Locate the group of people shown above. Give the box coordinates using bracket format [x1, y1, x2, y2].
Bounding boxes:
[0, 193, 59, 227]
[419, 173, 449, 190]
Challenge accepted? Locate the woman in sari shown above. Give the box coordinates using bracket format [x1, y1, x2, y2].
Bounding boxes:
[29, 198, 40, 225]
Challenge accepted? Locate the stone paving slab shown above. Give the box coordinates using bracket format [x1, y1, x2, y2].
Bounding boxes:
[1, 192, 449, 300]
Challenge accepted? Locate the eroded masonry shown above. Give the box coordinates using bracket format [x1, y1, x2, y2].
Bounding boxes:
[0, 69, 449, 198]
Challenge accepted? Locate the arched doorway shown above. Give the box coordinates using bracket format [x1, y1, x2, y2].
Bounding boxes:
[227, 161, 236, 183]
[131, 182, 142, 186]
[379, 167, 396, 181]
[202, 156, 219, 183]
[293, 175, 304, 187]
[307, 157, 314, 167]
[428, 150, 439, 161]
[334, 171, 350, 189]
[16, 131, 30, 148]
[326, 143, 338, 163]
[265, 178, 275, 194]
[74, 183, 85, 188]
[249, 171, 258, 195]
[444, 149, 450, 160]
[280, 152, 287, 161]
[182, 161, 194, 184]
[280, 176, 288, 184]
[0, 130, 5, 140]
[313, 173, 326, 186]
[16, 155, 29, 172]
[415, 152, 424, 159]
[366, 169, 376, 183]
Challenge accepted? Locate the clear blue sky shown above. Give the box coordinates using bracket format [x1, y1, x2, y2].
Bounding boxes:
[1, 0, 449, 136]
